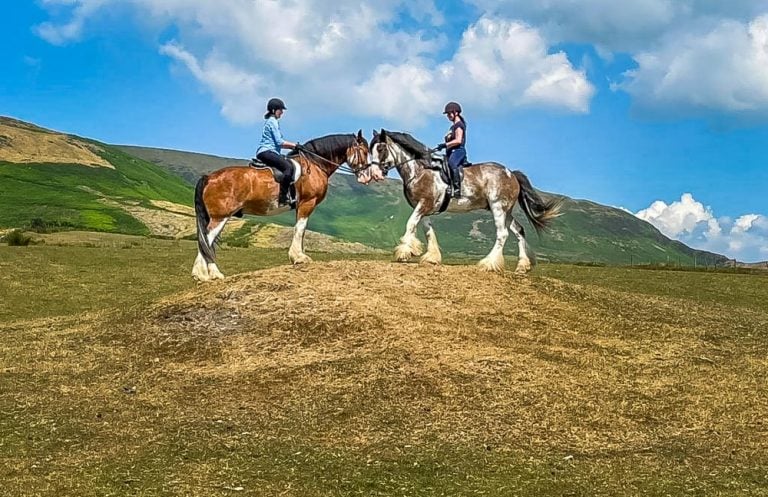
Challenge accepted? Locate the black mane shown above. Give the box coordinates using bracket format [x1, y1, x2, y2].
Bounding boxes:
[287, 133, 359, 158]
[375, 130, 430, 160]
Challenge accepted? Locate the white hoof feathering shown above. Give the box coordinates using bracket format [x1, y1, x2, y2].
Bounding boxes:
[478, 253, 505, 272]
[291, 253, 313, 265]
[192, 255, 210, 282]
[207, 263, 225, 280]
[394, 244, 415, 262]
[515, 258, 532, 274]
[420, 249, 442, 265]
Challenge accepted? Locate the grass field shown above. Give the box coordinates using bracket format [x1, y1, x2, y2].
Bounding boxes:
[1, 236, 766, 496]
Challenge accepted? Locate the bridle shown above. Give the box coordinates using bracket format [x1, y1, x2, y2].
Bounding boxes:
[294, 139, 369, 176]
[369, 140, 421, 175]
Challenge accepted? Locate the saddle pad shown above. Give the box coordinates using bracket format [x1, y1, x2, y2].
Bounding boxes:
[249, 159, 302, 183]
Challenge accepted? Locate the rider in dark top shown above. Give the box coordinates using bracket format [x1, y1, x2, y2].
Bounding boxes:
[435, 101, 466, 198]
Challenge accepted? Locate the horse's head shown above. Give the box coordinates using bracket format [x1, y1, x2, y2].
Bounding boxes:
[366, 129, 393, 183]
[346, 129, 371, 183]
[366, 129, 428, 183]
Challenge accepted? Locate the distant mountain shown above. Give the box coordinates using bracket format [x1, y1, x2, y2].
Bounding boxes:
[119, 144, 729, 266]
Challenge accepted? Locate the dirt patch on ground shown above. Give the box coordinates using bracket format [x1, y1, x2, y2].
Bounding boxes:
[0, 120, 112, 168]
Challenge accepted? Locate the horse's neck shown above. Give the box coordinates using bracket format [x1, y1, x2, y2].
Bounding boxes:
[390, 143, 422, 183]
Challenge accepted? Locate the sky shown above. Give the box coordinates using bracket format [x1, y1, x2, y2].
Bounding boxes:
[2, 0, 768, 262]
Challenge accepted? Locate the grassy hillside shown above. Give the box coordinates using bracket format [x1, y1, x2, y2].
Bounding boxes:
[0, 117, 193, 235]
[121, 145, 729, 266]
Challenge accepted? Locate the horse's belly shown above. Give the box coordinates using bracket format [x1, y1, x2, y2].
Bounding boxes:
[446, 197, 487, 213]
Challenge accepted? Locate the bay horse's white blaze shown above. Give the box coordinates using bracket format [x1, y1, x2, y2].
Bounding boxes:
[289, 217, 312, 264]
[368, 130, 562, 273]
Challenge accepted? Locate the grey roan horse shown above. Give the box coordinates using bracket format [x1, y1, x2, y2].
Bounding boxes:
[365, 129, 562, 273]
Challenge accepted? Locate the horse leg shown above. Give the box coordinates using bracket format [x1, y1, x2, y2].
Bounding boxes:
[478, 203, 509, 272]
[289, 199, 316, 265]
[192, 251, 210, 281]
[395, 203, 425, 262]
[205, 217, 229, 279]
[510, 216, 535, 274]
[420, 217, 442, 265]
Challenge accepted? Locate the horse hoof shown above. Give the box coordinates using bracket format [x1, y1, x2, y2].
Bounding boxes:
[394, 246, 414, 262]
[420, 253, 442, 265]
[207, 264, 225, 280]
[478, 259, 504, 272]
[292, 254, 313, 265]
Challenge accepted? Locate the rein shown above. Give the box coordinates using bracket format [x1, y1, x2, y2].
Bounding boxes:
[371, 141, 423, 174]
[295, 147, 360, 176]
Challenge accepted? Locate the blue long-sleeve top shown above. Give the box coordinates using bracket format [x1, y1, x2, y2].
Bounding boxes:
[255, 116, 284, 155]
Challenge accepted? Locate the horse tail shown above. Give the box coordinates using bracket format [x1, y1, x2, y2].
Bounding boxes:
[512, 170, 563, 234]
[194, 175, 216, 262]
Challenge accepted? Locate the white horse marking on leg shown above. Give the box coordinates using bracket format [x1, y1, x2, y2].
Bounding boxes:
[289, 217, 312, 264]
[420, 217, 442, 265]
[206, 218, 228, 279]
[395, 203, 424, 262]
[510, 217, 534, 274]
[478, 203, 509, 272]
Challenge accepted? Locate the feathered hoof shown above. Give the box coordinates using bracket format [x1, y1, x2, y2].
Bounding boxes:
[420, 252, 442, 265]
[192, 261, 211, 282]
[514, 258, 532, 275]
[478, 256, 505, 272]
[291, 253, 313, 265]
[207, 264, 225, 280]
[394, 245, 415, 262]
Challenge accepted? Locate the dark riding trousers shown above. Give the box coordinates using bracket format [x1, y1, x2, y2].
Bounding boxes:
[256, 150, 295, 187]
[446, 120, 467, 178]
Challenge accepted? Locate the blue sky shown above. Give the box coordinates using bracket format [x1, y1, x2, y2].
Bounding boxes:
[2, 1, 767, 261]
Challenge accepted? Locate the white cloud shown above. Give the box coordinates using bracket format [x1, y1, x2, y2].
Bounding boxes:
[35, 1, 593, 126]
[356, 18, 594, 125]
[468, 1, 768, 121]
[636, 193, 768, 262]
[159, 43, 267, 125]
[618, 16, 768, 118]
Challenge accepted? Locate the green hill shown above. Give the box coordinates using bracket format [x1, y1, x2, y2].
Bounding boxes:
[118, 144, 729, 266]
[0, 117, 193, 236]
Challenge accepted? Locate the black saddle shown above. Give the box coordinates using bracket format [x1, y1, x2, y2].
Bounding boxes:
[426, 153, 471, 188]
[249, 159, 287, 183]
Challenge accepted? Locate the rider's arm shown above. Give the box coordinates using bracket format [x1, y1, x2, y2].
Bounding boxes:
[268, 119, 298, 149]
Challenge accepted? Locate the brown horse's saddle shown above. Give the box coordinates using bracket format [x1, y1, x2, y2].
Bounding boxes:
[248, 159, 287, 183]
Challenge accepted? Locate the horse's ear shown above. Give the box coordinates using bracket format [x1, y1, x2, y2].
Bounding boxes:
[372, 129, 379, 137]
[380, 129, 387, 139]
[357, 129, 363, 141]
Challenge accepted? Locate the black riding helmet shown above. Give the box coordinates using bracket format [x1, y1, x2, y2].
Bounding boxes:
[265, 98, 287, 118]
[443, 101, 462, 114]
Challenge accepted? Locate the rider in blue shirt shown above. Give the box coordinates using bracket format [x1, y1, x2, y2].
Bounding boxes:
[255, 98, 302, 207]
[435, 101, 466, 198]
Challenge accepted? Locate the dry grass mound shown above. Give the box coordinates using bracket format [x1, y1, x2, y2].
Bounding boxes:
[0, 119, 112, 168]
[131, 261, 766, 458]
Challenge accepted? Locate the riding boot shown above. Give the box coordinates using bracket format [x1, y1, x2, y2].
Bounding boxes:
[452, 167, 463, 198]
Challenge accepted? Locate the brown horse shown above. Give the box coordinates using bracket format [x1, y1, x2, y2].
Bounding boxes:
[192, 131, 369, 281]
